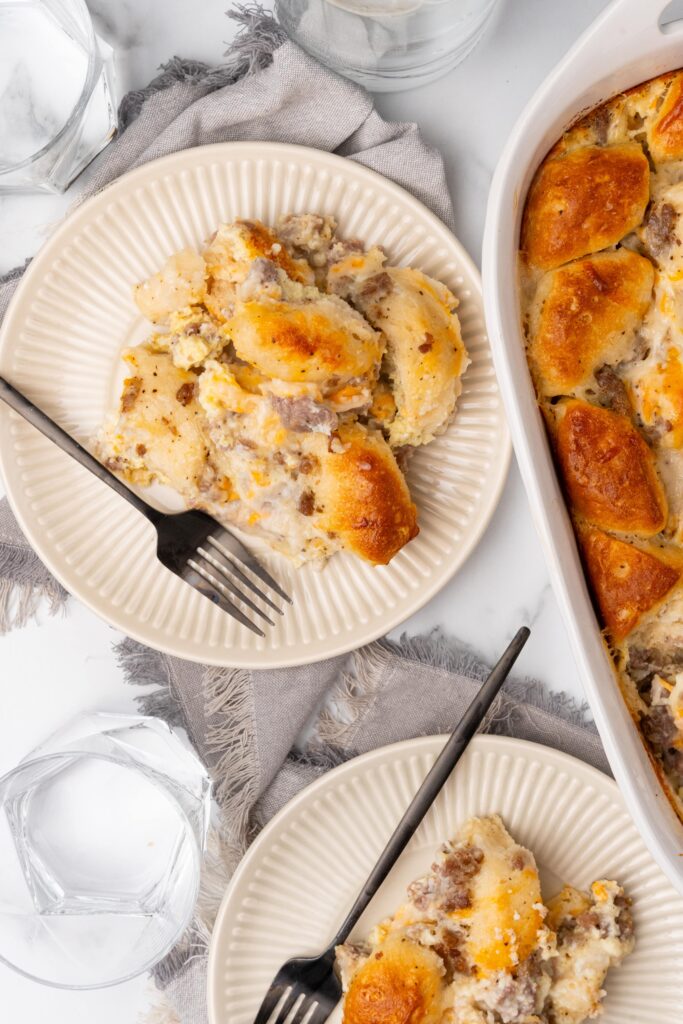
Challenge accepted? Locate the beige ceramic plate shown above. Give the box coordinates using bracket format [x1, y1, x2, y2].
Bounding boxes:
[207, 734, 683, 1023]
[0, 142, 509, 667]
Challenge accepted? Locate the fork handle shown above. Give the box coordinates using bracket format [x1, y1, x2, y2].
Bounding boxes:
[330, 626, 531, 948]
[0, 375, 157, 521]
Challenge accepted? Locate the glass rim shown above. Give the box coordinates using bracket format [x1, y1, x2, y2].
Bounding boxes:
[0, 0, 102, 175]
[0, 748, 202, 990]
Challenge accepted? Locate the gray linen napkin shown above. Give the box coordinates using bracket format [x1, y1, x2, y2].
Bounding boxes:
[0, 8, 608, 1023]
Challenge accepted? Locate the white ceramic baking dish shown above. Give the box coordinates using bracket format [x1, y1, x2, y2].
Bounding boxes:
[483, 0, 683, 897]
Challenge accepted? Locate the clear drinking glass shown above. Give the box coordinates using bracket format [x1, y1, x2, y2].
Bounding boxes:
[275, 0, 500, 91]
[0, 0, 117, 193]
[0, 713, 211, 988]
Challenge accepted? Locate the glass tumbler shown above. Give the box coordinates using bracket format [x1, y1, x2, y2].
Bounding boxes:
[0, 0, 117, 193]
[275, 0, 500, 91]
[0, 713, 211, 988]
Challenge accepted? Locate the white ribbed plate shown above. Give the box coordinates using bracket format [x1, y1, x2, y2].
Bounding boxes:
[208, 734, 683, 1024]
[0, 142, 509, 667]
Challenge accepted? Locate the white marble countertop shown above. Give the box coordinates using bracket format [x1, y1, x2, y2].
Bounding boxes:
[0, 0, 611, 1020]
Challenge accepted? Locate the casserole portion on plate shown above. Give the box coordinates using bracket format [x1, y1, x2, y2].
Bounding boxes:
[100, 216, 468, 567]
[519, 69, 683, 823]
[336, 815, 634, 1024]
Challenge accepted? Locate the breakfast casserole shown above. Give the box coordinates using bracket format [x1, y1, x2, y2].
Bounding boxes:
[99, 216, 468, 567]
[519, 69, 683, 824]
[336, 815, 633, 1024]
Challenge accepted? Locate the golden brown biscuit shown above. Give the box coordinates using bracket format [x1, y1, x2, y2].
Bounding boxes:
[521, 144, 649, 271]
[555, 400, 667, 536]
[579, 526, 681, 640]
[519, 69, 683, 827]
[228, 296, 383, 384]
[528, 250, 654, 394]
[316, 424, 418, 564]
[342, 936, 445, 1024]
[648, 72, 683, 162]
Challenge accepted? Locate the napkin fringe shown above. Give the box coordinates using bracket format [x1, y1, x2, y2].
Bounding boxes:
[0, 259, 29, 290]
[142, 990, 181, 1024]
[204, 665, 260, 845]
[225, 3, 287, 69]
[114, 640, 262, 846]
[119, 5, 286, 129]
[0, 546, 67, 634]
[317, 640, 394, 745]
[395, 630, 593, 730]
[152, 829, 237, 990]
[113, 636, 186, 726]
[317, 629, 593, 747]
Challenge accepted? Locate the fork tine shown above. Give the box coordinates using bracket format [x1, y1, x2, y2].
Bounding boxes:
[290, 996, 320, 1024]
[209, 532, 293, 604]
[274, 987, 305, 1024]
[253, 983, 287, 1024]
[196, 546, 275, 625]
[304, 999, 334, 1024]
[186, 559, 265, 637]
[206, 536, 285, 614]
[254, 984, 300, 1024]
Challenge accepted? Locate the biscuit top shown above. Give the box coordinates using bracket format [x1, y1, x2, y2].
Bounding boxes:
[578, 526, 681, 640]
[528, 249, 654, 394]
[315, 424, 419, 565]
[521, 143, 649, 271]
[554, 399, 668, 537]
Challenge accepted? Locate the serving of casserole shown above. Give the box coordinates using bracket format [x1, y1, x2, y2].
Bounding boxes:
[336, 815, 633, 1024]
[99, 215, 467, 568]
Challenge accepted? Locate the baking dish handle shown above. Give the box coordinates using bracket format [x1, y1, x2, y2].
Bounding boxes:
[573, 0, 683, 59]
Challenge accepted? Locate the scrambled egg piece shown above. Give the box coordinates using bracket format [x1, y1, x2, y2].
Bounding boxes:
[99, 215, 467, 567]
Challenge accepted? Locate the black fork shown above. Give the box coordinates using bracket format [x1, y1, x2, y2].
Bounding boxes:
[0, 376, 291, 635]
[252, 627, 531, 1024]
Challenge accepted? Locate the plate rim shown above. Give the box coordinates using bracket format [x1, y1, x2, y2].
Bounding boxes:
[0, 141, 511, 668]
[206, 732, 640, 1024]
